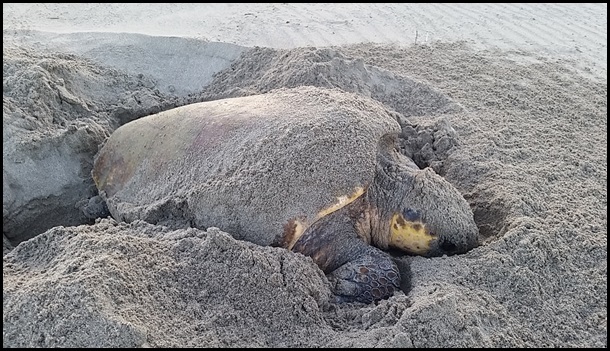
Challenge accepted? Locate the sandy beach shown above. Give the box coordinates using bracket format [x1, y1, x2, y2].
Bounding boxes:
[3, 3, 607, 347]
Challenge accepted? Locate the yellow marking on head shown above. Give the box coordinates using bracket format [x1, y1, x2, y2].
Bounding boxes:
[389, 213, 435, 255]
[316, 186, 365, 220]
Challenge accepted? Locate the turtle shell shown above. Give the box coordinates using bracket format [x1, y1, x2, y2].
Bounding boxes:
[93, 86, 401, 246]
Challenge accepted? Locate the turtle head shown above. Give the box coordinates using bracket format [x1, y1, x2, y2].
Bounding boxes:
[386, 163, 479, 257]
[388, 205, 476, 257]
[370, 134, 479, 257]
[372, 145, 479, 257]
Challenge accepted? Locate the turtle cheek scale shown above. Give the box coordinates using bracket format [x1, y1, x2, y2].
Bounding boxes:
[388, 209, 470, 257]
[388, 211, 437, 255]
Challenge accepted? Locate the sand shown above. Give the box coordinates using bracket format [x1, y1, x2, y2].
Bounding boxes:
[3, 3, 607, 348]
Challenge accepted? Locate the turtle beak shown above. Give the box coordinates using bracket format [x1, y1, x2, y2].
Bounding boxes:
[439, 239, 459, 254]
[426, 235, 475, 257]
[430, 238, 459, 256]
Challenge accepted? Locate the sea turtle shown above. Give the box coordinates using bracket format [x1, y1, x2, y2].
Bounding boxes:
[92, 86, 479, 303]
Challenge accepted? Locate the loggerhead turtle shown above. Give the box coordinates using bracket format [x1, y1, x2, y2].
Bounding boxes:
[92, 86, 479, 303]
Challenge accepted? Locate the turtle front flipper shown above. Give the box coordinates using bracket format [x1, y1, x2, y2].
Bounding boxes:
[327, 244, 401, 303]
[290, 206, 402, 304]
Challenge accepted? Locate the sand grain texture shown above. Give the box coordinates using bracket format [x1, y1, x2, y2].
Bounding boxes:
[3, 3, 607, 348]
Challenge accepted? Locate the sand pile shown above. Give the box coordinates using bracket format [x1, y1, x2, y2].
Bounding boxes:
[3, 41, 169, 244]
[3, 30, 607, 348]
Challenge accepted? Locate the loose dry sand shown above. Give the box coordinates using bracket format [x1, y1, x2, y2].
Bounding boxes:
[3, 3, 607, 348]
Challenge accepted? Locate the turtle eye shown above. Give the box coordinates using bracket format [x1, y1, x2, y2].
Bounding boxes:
[402, 208, 421, 222]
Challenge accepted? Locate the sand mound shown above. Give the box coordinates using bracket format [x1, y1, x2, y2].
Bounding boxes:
[197, 46, 463, 117]
[2, 43, 172, 244]
[3, 219, 331, 347]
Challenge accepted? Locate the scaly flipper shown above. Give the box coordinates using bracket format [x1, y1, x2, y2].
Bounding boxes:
[291, 205, 401, 303]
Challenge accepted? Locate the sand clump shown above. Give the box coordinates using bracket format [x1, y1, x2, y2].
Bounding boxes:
[2, 31, 607, 348]
[3, 219, 332, 347]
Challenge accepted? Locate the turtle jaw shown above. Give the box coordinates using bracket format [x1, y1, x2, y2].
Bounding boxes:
[387, 209, 473, 257]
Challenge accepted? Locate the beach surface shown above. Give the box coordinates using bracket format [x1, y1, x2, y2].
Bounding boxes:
[3, 3, 607, 347]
